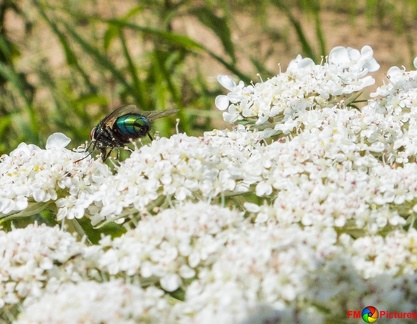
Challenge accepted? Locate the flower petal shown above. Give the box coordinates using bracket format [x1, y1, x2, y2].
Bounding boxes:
[46, 133, 71, 150]
[215, 95, 230, 110]
[217, 75, 236, 91]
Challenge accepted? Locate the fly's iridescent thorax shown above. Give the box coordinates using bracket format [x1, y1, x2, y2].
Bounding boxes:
[113, 114, 151, 140]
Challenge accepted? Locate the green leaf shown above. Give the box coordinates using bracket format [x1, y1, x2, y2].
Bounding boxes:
[190, 7, 236, 62]
[270, 0, 316, 61]
[35, 2, 97, 93]
[314, 12, 327, 57]
[99, 17, 251, 82]
[100, 18, 204, 51]
[204, 48, 251, 83]
[0, 62, 31, 106]
[103, 5, 144, 51]
[250, 55, 274, 77]
[60, 20, 142, 104]
[0, 114, 12, 137]
[0, 36, 14, 62]
[36, 3, 76, 66]
[151, 52, 168, 110]
[103, 24, 119, 52]
[119, 29, 146, 108]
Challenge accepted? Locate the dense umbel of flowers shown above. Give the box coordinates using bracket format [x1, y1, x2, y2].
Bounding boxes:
[0, 224, 101, 313]
[0, 133, 110, 220]
[2, 46, 417, 322]
[16, 281, 172, 324]
[98, 203, 245, 292]
[215, 45, 379, 125]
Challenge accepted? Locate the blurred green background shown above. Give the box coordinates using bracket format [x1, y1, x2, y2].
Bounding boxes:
[1, 0, 417, 155]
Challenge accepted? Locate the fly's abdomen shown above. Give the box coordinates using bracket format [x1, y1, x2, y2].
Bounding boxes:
[115, 114, 151, 139]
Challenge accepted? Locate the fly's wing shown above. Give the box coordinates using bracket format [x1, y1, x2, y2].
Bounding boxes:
[141, 108, 179, 122]
[102, 105, 141, 127]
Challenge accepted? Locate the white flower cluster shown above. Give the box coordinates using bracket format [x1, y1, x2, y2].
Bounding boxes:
[170, 210, 417, 322]
[215, 45, 379, 125]
[0, 133, 110, 221]
[340, 229, 417, 279]
[3, 45, 417, 322]
[218, 108, 415, 233]
[174, 223, 337, 323]
[0, 113, 413, 233]
[0, 224, 100, 313]
[368, 59, 417, 164]
[88, 129, 264, 225]
[16, 281, 172, 324]
[2, 203, 417, 323]
[98, 202, 244, 292]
